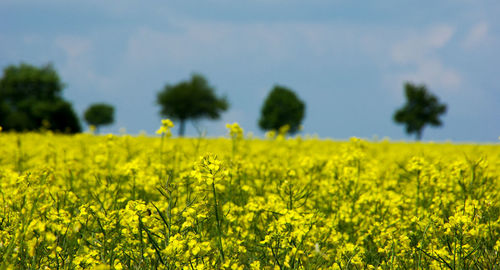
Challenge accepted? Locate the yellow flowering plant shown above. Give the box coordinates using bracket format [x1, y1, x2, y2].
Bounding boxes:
[156, 118, 174, 137]
[0, 123, 498, 269]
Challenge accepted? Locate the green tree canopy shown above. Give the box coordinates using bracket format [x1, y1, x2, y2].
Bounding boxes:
[157, 74, 229, 136]
[393, 82, 447, 140]
[258, 85, 305, 134]
[84, 103, 115, 133]
[0, 63, 81, 133]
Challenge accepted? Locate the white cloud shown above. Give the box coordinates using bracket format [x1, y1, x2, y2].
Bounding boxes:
[390, 25, 461, 93]
[124, 21, 380, 70]
[22, 34, 43, 45]
[426, 25, 455, 48]
[54, 35, 115, 94]
[462, 22, 489, 48]
[391, 25, 454, 64]
[125, 28, 171, 65]
[393, 59, 461, 91]
[55, 36, 92, 59]
[125, 22, 294, 68]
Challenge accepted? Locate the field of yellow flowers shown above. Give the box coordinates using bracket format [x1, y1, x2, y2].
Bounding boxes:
[0, 123, 499, 269]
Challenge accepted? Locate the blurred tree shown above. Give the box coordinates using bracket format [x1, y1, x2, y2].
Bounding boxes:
[0, 63, 81, 133]
[259, 85, 305, 134]
[157, 74, 229, 136]
[394, 82, 447, 140]
[84, 103, 115, 133]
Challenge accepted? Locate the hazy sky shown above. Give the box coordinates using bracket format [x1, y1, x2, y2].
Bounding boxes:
[1, 0, 499, 141]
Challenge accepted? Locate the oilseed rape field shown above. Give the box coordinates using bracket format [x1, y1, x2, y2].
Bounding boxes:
[0, 123, 499, 269]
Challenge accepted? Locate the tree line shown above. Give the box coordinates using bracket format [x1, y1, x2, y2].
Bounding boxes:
[0, 63, 447, 140]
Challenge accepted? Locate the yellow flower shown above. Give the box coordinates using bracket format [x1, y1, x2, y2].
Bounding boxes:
[226, 122, 244, 140]
[161, 118, 174, 128]
[193, 153, 225, 186]
[114, 260, 123, 270]
[278, 124, 290, 135]
[250, 261, 261, 270]
[265, 130, 276, 139]
[156, 118, 174, 136]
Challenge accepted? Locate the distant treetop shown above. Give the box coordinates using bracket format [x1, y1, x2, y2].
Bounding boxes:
[84, 103, 115, 133]
[259, 85, 305, 135]
[393, 82, 447, 141]
[156, 73, 229, 136]
[0, 63, 81, 133]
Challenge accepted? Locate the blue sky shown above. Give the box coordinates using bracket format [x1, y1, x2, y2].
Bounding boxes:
[1, 0, 499, 141]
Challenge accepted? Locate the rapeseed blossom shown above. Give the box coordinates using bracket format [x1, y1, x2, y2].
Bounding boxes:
[0, 127, 498, 269]
[156, 118, 174, 137]
[226, 122, 243, 140]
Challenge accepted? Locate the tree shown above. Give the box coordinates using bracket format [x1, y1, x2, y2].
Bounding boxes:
[84, 103, 115, 133]
[259, 85, 305, 134]
[157, 74, 229, 136]
[0, 63, 81, 133]
[393, 82, 447, 140]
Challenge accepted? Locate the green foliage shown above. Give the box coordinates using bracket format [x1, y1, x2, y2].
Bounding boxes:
[157, 74, 229, 136]
[84, 103, 115, 132]
[394, 82, 447, 140]
[258, 85, 305, 134]
[0, 63, 81, 133]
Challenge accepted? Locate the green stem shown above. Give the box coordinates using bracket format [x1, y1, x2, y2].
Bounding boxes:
[416, 170, 420, 216]
[212, 181, 225, 262]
